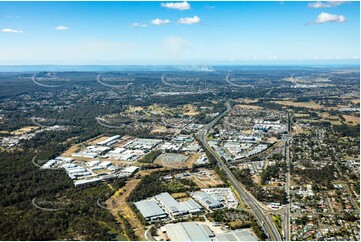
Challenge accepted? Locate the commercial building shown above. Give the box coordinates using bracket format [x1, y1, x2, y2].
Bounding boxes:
[86, 145, 111, 155]
[73, 177, 102, 187]
[122, 166, 139, 175]
[155, 192, 188, 218]
[87, 160, 100, 167]
[179, 198, 203, 214]
[160, 142, 183, 152]
[172, 135, 194, 143]
[99, 161, 112, 168]
[125, 138, 163, 151]
[201, 188, 239, 209]
[55, 156, 74, 163]
[182, 143, 201, 152]
[195, 154, 209, 165]
[200, 224, 215, 238]
[134, 199, 168, 222]
[72, 152, 98, 159]
[213, 229, 258, 241]
[165, 222, 211, 241]
[191, 191, 223, 210]
[246, 144, 268, 157]
[97, 135, 120, 146]
[41, 159, 58, 169]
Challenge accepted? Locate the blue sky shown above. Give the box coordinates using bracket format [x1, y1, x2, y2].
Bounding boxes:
[0, 1, 359, 65]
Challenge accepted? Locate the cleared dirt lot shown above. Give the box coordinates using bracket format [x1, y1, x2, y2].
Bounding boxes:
[185, 153, 202, 168]
[190, 168, 224, 188]
[183, 104, 199, 116]
[154, 152, 202, 169]
[171, 192, 188, 199]
[351, 99, 360, 104]
[155, 153, 189, 168]
[61, 143, 81, 157]
[343, 115, 360, 125]
[292, 124, 309, 134]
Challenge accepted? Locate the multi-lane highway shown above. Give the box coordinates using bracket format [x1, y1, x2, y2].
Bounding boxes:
[283, 138, 291, 241]
[197, 102, 283, 241]
[283, 112, 292, 241]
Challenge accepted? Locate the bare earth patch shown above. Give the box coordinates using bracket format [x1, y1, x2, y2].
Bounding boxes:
[343, 115, 360, 125]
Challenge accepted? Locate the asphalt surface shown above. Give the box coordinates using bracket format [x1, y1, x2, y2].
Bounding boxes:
[283, 139, 291, 241]
[197, 102, 283, 241]
[283, 113, 292, 241]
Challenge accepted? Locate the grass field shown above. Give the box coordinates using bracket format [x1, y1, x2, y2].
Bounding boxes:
[105, 179, 145, 240]
[271, 214, 283, 234]
[273, 101, 323, 109]
[235, 104, 262, 110]
[10, 126, 40, 135]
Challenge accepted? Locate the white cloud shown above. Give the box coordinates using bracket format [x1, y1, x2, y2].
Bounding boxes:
[308, 1, 347, 8]
[178, 16, 201, 24]
[162, 36, 192, 58]
[55, 26, 69, 31]
[314, 12, 346, 23]
[161, 1, 190, 10]
[132, 22, 147, 28]
[151, 18, 171, 25]
[1, 28, 22, 33]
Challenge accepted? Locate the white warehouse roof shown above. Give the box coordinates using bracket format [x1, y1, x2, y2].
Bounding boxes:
[214, 230, 258, 241]
[155, 192, 188, 215]
[165, 222, 211, 241]
[134, 199, 167, 220]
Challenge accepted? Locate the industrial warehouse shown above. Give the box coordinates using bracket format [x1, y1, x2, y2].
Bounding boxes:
[134, 189, 239, 223]
[155, 222, 258, 241]
[71, 136, 163, 161]
[135, 192, 204, 222]
[40, 154, 139, 186]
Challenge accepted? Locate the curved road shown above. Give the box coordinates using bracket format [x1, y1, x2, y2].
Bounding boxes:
[197, 102, 282, 241]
